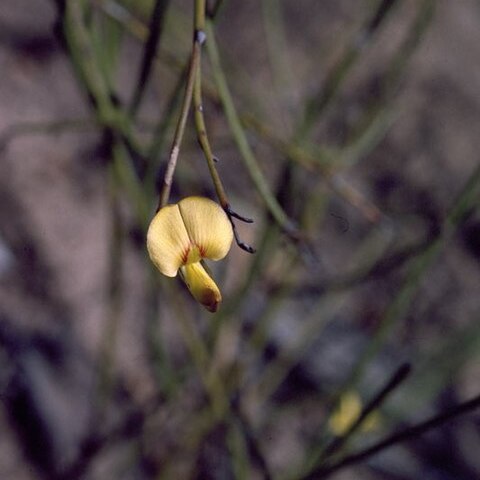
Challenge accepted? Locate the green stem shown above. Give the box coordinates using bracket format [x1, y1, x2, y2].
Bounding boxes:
[129, 0, 171, 117]
[64, 0, 118, 127]
[297, 0, 401, 140]
[157, 46, 199, 209]
[157, 0, 206, 209]
[205, 19, 299, 238]
[193, 49, 229, 208]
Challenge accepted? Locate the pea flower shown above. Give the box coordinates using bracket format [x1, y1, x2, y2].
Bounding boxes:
[328, 391, 380, 436]
[147, 196, 233, 312]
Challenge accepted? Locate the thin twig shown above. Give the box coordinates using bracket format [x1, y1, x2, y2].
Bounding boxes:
[63, 0, 117, 125]
[283, 236, 432, 298]
[297, 0, 401, 139]
[193, 49, 227, 206]
[205, 19, 301, 241]
[303, 392, 480, 479]
[242, 113, 384, 224]
[157, 30, 201, 209]
[316, 364, 411, 465]
[339, 0, 436, 169]
[230, 395, 273, 480]
[190, 3, 256, 252]
[129, 0, 171, 117]
[60, 0, 147, 163]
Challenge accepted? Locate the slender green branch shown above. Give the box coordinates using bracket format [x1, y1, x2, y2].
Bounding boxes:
[339, 0, 436, 169]
[63, 0, 119, 127]
[242, 114, 383, 224]
[297, 0, 401, 140]
[148, 64, 188, 149]
[129, 0, 171, 117]
[194, 0, 206, 30]
[92, 5, 123, 92]
[192, 14, 255, 253]
[205, 19, 300, 239]
[145, 62, 189, 201]
[97, 0, 150, 41]
[157, 35, 200, 209]
[60, 0, 147, 164]
[193, 55, 228, 206]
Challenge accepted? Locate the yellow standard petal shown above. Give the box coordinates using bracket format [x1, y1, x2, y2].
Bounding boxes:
[177, 196, 233, 261]
[146, 204, 191, 277]
[180, 262, 222, 312]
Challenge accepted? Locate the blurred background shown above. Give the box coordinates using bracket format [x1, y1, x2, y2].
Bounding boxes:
[1, 0, 480, 479]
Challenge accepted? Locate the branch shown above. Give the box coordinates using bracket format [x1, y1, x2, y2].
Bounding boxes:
[303, 392, 480, 479]
[129, 0, 171, 117]
[157, 21, 202, 209]
[205, 19, 302, 242]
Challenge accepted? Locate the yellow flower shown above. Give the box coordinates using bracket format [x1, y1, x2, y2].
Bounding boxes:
[147, 196, 233, 312]
[328, 391, 380, 436]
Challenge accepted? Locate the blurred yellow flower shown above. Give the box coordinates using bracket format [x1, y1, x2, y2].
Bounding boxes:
[328, 391, 380, 436]
[147, 196, 233, 312]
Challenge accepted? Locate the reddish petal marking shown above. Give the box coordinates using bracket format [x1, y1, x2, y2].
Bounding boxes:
[181, 246, 190, 264]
